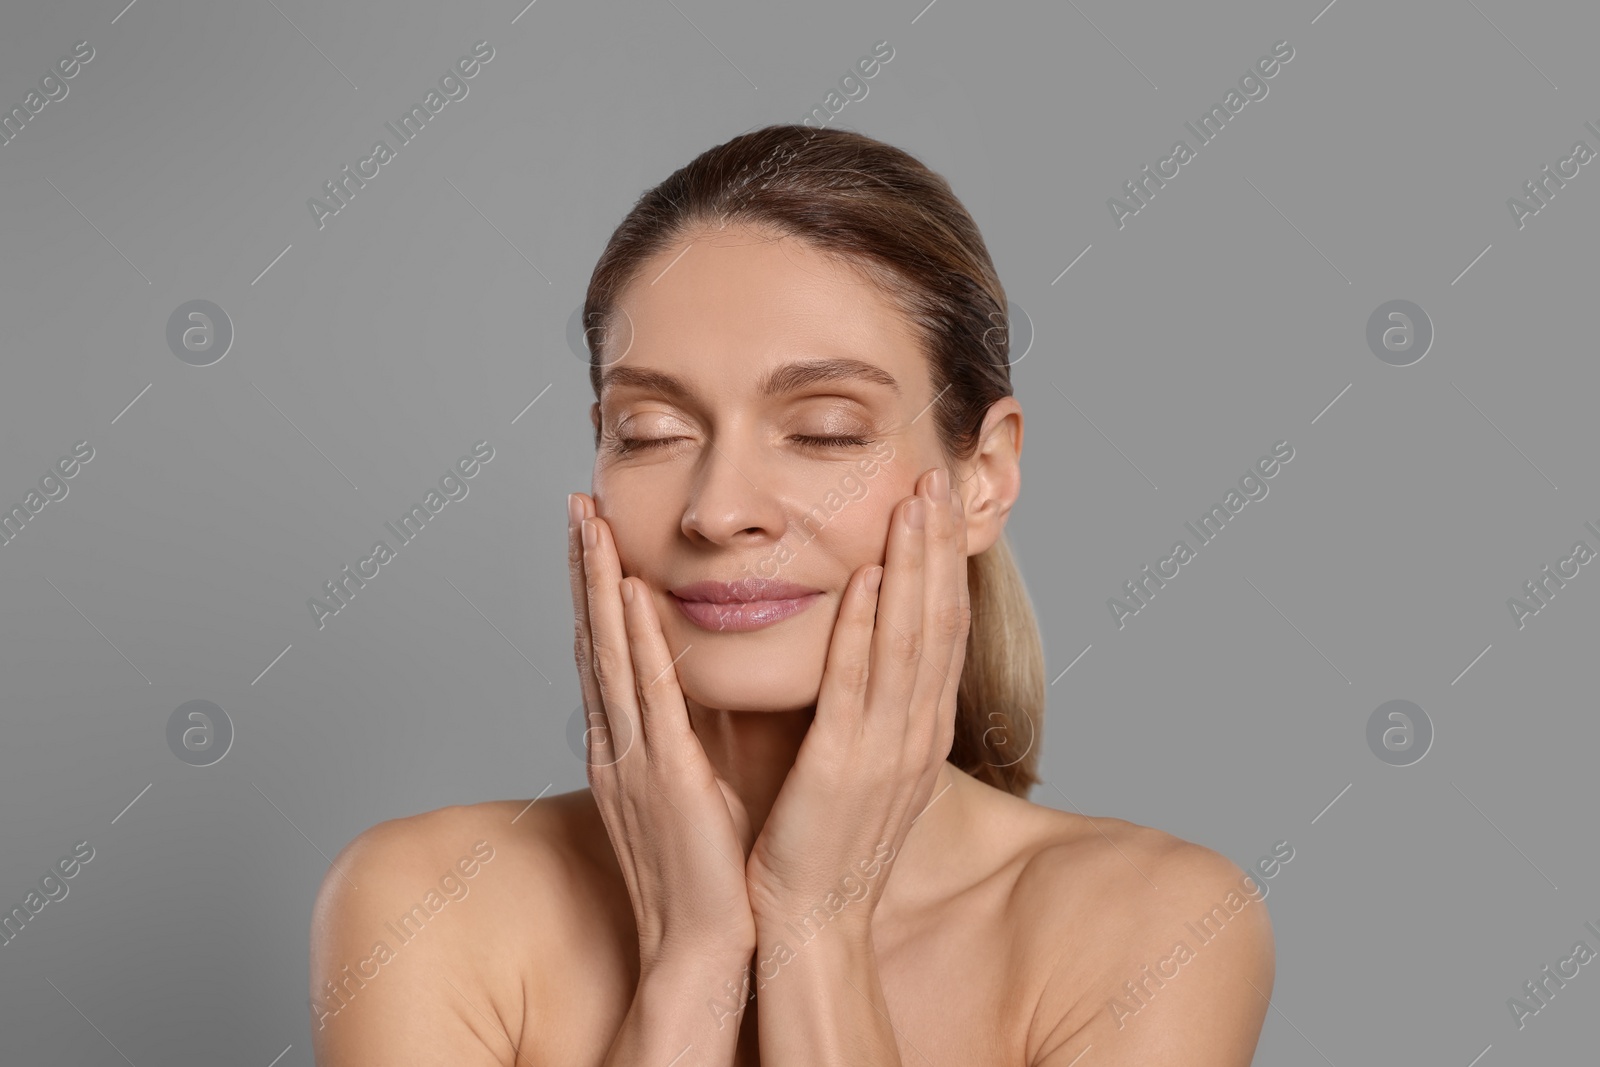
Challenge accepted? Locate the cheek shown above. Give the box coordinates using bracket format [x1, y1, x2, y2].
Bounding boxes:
[849, 458, 922, 538]
[808, 488, 899, 567]
[593, 495, 666, 578]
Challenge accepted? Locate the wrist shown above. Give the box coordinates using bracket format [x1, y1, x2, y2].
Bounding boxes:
[631, 952, 757, 1039]
[755, 905, 875, 955]
[640, 941, 754, 985]
[749, 913, 878, 1003]
[639, 948, 758, 1034]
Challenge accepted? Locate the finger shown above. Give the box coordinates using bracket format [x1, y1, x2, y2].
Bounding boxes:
[934, 474, 970, 694]
[567, 493, 613, 769]
[864, 474, 929, 723]
[618, 574, 694, 752]
[815, 563, 885, 733]
[925, 483, 970, 774]
[941, 482, 971, 743]
[582, 513, 645, 760]
[907, 469, 963, 739]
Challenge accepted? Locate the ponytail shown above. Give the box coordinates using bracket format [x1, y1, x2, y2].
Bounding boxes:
[950, 532, 1044, 797]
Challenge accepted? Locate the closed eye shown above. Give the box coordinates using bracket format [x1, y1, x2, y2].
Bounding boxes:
[793, 434, 873, 449]
[615, 434, 873, 455]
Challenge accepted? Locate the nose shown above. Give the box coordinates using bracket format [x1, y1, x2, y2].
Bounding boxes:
[680, 436, 788, 548]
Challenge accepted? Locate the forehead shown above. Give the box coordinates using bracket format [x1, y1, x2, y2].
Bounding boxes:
[600, 226, 926, 398]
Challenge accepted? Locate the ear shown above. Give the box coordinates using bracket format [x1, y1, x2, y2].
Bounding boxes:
[956, 397, 1023, 557]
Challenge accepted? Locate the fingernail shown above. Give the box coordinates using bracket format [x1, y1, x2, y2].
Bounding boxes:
[620, 579, 635, 605]
[929, 467, 949, 499]
[906, 497, 926, 529]
[568, 493, 583, 528]
[581, 518, 597, 550]
[867, 565, 884, 593]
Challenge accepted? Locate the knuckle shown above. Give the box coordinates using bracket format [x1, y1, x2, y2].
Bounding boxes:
[933, 600, 968, 640]
[892, 627, 923, 665]
[835, 659, 871, 695]
[590, 638, 625, 686]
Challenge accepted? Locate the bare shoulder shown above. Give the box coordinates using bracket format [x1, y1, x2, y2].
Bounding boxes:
[309, 790, 605, 1065]
[1006, 804, 1276, 1067]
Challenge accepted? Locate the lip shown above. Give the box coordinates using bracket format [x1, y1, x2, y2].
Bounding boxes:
[666, 578, 825, 633]
[669, 578, 822, 603]
[670, 591, 823, 632]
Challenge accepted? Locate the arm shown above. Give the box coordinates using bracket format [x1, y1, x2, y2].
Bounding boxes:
[602, 950, 758, 1067]
[1029, 845, 1276, 1067]
[749, 911, 904, 1067]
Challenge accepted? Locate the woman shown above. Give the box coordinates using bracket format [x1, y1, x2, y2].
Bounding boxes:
[310, 124, 1274, 1065]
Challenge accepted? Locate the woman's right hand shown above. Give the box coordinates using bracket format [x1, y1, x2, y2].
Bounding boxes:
[567, 491, 759, 978]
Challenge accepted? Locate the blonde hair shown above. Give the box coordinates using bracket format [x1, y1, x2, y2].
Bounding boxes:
[582, 124, 1045, 796]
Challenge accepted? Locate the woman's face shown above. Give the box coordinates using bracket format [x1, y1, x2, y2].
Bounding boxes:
[590, 223, 974, 714]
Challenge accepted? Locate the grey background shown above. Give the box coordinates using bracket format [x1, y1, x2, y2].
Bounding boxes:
[1, 0, 1596, 1062]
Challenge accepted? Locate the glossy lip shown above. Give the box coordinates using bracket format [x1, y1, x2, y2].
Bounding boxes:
[668, 577, 822, 603]
[670, 590, 822, 632]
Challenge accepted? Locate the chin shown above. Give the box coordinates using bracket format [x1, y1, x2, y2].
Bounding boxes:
[654, 591, 835, 712]
[674, 657, 824, 714]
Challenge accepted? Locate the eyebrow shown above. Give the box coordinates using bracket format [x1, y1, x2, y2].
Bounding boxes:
[600, 357, 902, 402]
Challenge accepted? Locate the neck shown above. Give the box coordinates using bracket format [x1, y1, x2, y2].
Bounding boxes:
[684, 700, 813, 837]
[683, 698, 973, 915]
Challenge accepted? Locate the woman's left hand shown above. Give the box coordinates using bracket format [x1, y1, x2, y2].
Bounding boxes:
[743, 465, 970, 936]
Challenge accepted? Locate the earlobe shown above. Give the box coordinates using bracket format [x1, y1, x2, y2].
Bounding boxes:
[960, 492, 1003, 557]
[961, 399, 1023, 557]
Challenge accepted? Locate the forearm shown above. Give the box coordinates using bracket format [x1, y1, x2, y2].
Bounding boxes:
[753, 919, 902, 1067]
[603, 951, 754, 1067]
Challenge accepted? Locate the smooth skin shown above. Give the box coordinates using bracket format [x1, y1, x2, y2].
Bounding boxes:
[310, 224, 1273, 1066]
